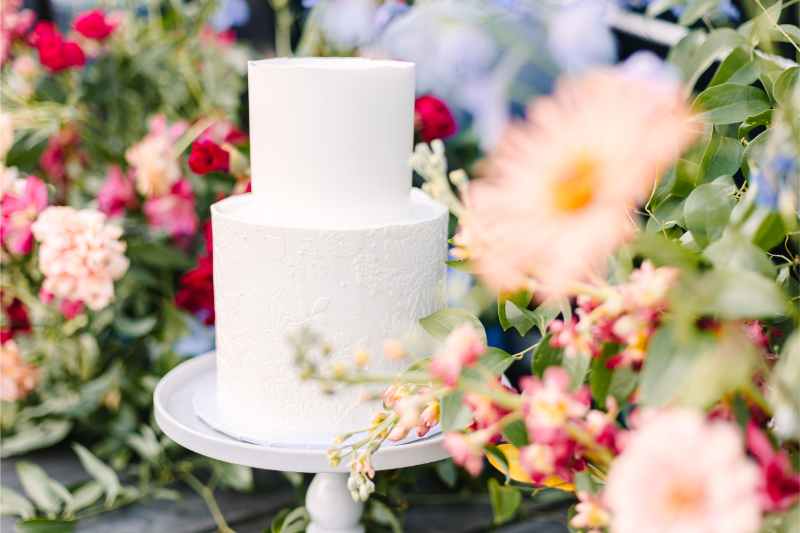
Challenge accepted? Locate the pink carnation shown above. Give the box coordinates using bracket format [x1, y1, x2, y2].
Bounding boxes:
[96, 164, 137, 218]
[605, 410, 761, 533]
[125, 115, 189, 198]
[142, 178, 199, 238]
[0, 339, 39, 401]
[0, 176, 48, 254]
[0, 0, 36, 64]
[31, 206, 129, 310]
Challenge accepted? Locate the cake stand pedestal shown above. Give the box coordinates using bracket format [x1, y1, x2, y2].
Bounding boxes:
[154, 353, 449, 533]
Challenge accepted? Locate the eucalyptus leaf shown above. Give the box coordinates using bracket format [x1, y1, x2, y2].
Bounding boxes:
[16, 462, 62, 515]
[498, 289, 532, 331]
[688, 84, 772, 125]
[773, 67, 799, 111]
[738, 110, 773, 139]
[678, 0, 722, 26]
[531, 335, 563, 378]
[71, 444, 120, 507]
[692, 269, 790, 319]
[488, 478, 521, 525]
[739, 207, 788, 251]
[1, 421, 73, 458]
[369, 500, 402, 533]
[671, 29, 746, 91]
[419, 308, 487, 345]
[1, 486, 35, 520]
[697, 130, 743, 184]
[634, 232, 703, 270]
[562, 352, 590, 391]
[646, 0, 685, 17]
[702, 232, 777, 277]
[709, 47, 760, 87]
[505, 298, 560, 337]
[684, 177, 737, 248]
[13, 519, 75, 533]
[741, 128, 776, 178]
[433, 459, 458, 488]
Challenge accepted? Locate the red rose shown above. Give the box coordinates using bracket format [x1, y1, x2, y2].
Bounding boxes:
[188, 140, 230, 175]
[30, 22, 84, 72]
[414, 95, 457, 143]
[74, 9, 117, 41]
[1, 298, 31, 344]
[175, 256, 215, 325]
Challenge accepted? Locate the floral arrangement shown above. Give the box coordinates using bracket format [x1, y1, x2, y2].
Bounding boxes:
[294, 6, 800, 533]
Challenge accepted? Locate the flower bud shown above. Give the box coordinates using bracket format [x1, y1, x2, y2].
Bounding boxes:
[449, 169, 468, 190]
[359, 484, 370, 501]
[381, 338, 405, 361]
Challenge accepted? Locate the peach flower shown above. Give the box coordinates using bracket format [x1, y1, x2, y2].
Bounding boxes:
[465, 53, 695, 293]
[31, 206, 129, 310]
[125, 115, 188, 198]
[605, 410, 761, 533]
[1, 340, 39, 401]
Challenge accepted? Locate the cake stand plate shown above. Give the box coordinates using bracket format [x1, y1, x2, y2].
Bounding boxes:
[154, 352, 449, 533]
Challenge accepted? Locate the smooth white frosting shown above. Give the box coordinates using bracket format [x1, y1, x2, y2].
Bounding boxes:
[247, 57, 415, 226]
[212, 190, 448, 432]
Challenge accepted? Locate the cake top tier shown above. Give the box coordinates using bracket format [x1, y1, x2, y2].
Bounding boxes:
[247, 57, 415, 226]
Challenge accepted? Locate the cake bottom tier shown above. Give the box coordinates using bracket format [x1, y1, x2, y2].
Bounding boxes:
[212, 189, 448, 433]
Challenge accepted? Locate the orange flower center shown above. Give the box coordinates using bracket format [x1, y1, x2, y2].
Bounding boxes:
[663, 478, 703, 516]
[552, 157, 598, 211]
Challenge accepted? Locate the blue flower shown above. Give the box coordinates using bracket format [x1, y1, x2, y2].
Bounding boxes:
[211, 0, 251, 32]
[753, 171, 779, 210]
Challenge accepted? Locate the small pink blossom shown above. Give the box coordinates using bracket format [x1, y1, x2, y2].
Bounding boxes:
[519, 438, 577, 485]
[429, 323, 486, 386]
[746, 421, 800, 512]
[619, 260, 679, 317]
[31, 206, 129, 310]
[0, 176, 48, 254]
[59, 299, 85, 319]
[197, 119, 248, 146]
[125, 115, 189, 198]
[605, 410, 761, 533]
[520, 366, 590, 444]
[0, 339, 39, 402]
[570, 491, 610, 533]
[443, 431, 485, 477]
[142, 178, 199, 238]
[415, 396, 441, 437]
[1, 0, 36, 64]
[96, 164, 137, 218]
[549, 316, 599, 359]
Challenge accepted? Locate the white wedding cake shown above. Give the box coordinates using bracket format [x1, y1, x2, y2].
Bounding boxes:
[211, 58, 449, 434]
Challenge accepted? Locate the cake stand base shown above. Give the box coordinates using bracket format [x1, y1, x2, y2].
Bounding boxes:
[154, 353, 448, 532]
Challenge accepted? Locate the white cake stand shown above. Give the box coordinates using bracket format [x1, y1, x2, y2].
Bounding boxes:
[154, 352, 449, 533]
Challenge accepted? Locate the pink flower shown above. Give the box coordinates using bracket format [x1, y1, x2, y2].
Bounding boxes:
[0, 0, 36, 64]
[0, 176, 48, 254]
[38, 127, 85, 196]
[197, 119, 248, 146]
[142, 179, 199, 238]
[125, 115, 189, 198]
[0, 339, 39, 401]
[605, 410, 761, 533]
[58, 299, 85, 320]
[519, 438, 577, 485]
[416, 398, 440, 437]
[428, 323, 487, 386]
[520, 366, 590, 444]
[188, 139, 229, 175]
[443, 431, 485, 477]
[463, 391, 509, 431]
[96, 164, 137, 218]
[29, 22, 85, 72]
[465, 67, 695, 293]
[1, 298, 30, 344]
[31, 207, 129, 310]
[73, 9, 118, 41]
[619, 260, 679, 319]
[570, 491, 610, 533]
[549, 316, 599, 360]
[746, 421, 800, 512]
[415, 95, 457, 143]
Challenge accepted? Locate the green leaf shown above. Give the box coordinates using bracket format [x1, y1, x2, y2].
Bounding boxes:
[13, 519, 75, 533]
[589, 345, 636, 409]
[688, 84, 772, 125]
[562, 353, 590, 391]
[646, 196, 686, 235]
[639, 326, 717, 406]
[697, 129, 743, 184]
[505, 298, 560, 337]
[702, 232, 777, 277]
[487, 478, 521, 525]
[211, 460, 253, 492]
[572, 470, 601, 495]
[671, 29, 746, 91]
[444, 260, 479, 274]
[502, 420, 530, 448]
[113, 314, 158, 338]
[646, 0, 685, 17]
[1, 486, 35, 520]
[678, 0, 722, 26]
[15, 462, 62, 515]
[480, 347, 515, 376]
[71, 444, 120, 507]
[684, 177, 737, 248]
[1, 421, 73, 458]
[709, 47, 760, 87]
[126, 425, 162, 461]
[419, 308, 487, 345]
[738, 110, 773, 139]
[740, 127, 776, 178]
[126, 242, 195, 271]
[368, 500, 402, 533]
[738, 0, 783, 42]
[773, 67, 799, 111]
[440, 391, 473, 432]
[498, 289, 532, 331]
[531, 335, 563, 378]
[64, 482, 103, 515]
[693, 269, 790, 319]
[634, 232, 703, 270]
[433, 459, 458, 488]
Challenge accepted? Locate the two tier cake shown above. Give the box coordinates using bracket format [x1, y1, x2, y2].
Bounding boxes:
[211, 58, 449, 434]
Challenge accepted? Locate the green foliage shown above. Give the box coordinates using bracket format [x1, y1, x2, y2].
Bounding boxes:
[688, 84, 772, 125]
[531, 335, 564, 378]
[498, 289, 533, 331]
[270, 506, 309, 533]
[683, 176, 738, 248]
[504, 298, 560, 337]
[419, 308, 487, 345]
[487, 478, 521, 525]
[502, 420, 530, 448]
